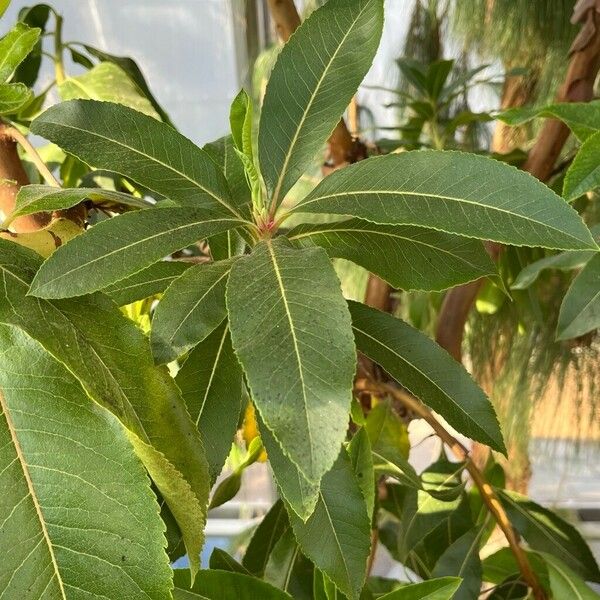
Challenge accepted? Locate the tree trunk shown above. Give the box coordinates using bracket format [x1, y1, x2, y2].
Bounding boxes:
[0, 124, 49, 232]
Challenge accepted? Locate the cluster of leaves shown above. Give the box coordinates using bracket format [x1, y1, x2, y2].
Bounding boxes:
[373, 57, 500, 153]
[0, 1, 599, 599]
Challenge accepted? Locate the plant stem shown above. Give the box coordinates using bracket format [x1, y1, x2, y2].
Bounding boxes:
[3, 126, 60, 187]
[354, 378, 547, 600]
[53, 12, 66, 85]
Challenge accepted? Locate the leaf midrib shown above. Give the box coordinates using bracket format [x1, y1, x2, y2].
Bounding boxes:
[268, 1, 372, 206]
[266, 241, 315, 477]
[196, 325, 229, 427]
[289, 225, 491, 271]
[36, 118, 243, 219]
[352, 323, 495, 446]
[31, 215, 240, 294]
[167, 267, 230, 345]
[0, 389, 67, 599]
[298, 189, 592, 246]
[500, 494, 584, 572]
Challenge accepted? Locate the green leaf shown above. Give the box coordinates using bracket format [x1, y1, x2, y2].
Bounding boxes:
[294, 152, 597, 250]
[82, 45, 172, 124]
[377, 577, 462, 600]
[209, 548, 250, 574]
[564, 131, 600, 200]
[499, 101, 600, 142]
[0, 0, 10, 19]
[511, 250, 595, 290]
[289, 219, 497, 291]
[347, 427, 375, 519]
[0, 324, 172, 599]
[482, 547, 548, 587]
[13, 5, 51, 88]
[173, 569, 293, 600]
[364, 399, 420, 488]
[421, 455, 466, 502]
[31, 100, 241, 215]
[0, 22, 40, 82]
[4, 183, 151, 226]
[151, 259, 234, 364]
[0, 81, 32, 114]
[230, 89, 254, 161]
[0, 239, 210, 577]
[58, 62, 160, 118]
[29, 207, 243, 298]
[227, 237, 356, 484]
[556, 253, 600, 340]
[243, 499, 290, 576]
[314, 569, 349, 600]
[259, 0, 384, 206]
[265, 528, 314, 600]
[540, 553, 600, 600]
[349, 301, 506, 453]
[176, 323, 243, 483]
[103, 260, 191, 305]
[204, 135, 251, 217]
[497, 490, 600, 582]
[258, 410, 320, 520]
[287, 449, 372, 600]
[432, 529, 483, 600]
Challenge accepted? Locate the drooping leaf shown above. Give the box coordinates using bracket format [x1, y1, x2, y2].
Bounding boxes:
[540, 553, 600, 600]
[0, 22, 40, 82]
[289, 219, 497, 291]
[176, 323, 244, 483]
[82, 45, 172, 124]
[29, 207, 243, 298]
[264, 528, 314, 600]
[243, 499, 290, 576]
[432, 529, 483, 600]
[0, 239, 210, 577]
[4, 184, 151, 226]
[0, 324, 172, 599]
[347, 427, 375, 519]
[173, 569, 293, 600]
[377, 577, 462, 600]
[294, 152, 597, 250]
[349, 301, 505, 452]
[103, 260, 191, 305]
[227, 237, 356, 484]
[287, 449, 372, 600]
[497, 490, 600, 582]
[258, 411, 320, 520]
[499, 101, 600, 142]
[58, 61, 160, 118]
[259, 0, 384, 206]
[151, 259, 234, 364]
[0, 81, 31, 114]
[564, 131, 600, 201]
[556, 253, 600, 340]
[364, 399, 420, 488]
[31, 100, 242, 215]
[209, 548, 250, 574]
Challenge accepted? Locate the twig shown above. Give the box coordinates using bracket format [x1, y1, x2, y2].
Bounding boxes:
[3, 126, 60, 187]
[354, 378, 547, 600]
